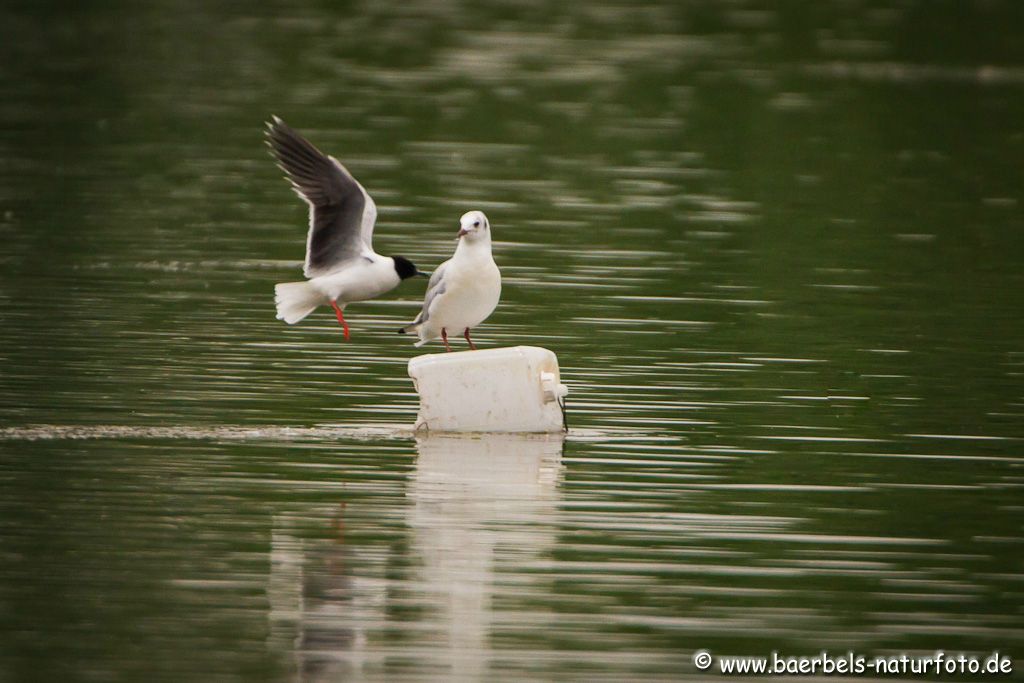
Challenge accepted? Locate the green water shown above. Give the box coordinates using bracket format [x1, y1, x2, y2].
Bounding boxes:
[2, 1, 1023, 681]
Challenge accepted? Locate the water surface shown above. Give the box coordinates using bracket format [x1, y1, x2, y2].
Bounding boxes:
[2, 1, 1023, 680]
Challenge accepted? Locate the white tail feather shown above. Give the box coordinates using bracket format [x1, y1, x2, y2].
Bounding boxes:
[274, 281, 324, 324]
[412, 324, 437, 347]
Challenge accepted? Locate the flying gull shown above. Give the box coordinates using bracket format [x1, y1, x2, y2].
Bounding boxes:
[265, 116, 427, 339]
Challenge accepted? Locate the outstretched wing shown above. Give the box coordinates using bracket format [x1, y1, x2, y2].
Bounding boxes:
[265, 116, 378, 277]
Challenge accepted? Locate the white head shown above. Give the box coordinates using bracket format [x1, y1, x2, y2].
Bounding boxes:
[457, 210, 490, 243]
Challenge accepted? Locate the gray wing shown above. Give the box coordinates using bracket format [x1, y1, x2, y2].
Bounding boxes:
[266, 117, 377, 277]
[410, 260, 449, 326]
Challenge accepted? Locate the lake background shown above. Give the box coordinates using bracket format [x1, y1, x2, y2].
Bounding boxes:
[1, 0, 1023, 680]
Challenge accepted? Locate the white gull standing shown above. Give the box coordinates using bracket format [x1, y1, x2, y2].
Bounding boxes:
[266, 116, 428, 339]
[399, 210, 501, 352]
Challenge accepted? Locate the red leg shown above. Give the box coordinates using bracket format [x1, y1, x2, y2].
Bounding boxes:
[464, 328, 477, 350]
[441, 328, 452, 352]
[331, 301, 350, 340]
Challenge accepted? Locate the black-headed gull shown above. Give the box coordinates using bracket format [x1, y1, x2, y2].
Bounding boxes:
[398, 210, 501, 352]
[266, 116, 428, 339]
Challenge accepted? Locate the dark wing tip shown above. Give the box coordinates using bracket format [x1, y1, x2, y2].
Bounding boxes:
[263, 118, 362, 227]
[264, 119, 334, 192]
[264, 115, 283, 137]
[264, 118, 326, 164]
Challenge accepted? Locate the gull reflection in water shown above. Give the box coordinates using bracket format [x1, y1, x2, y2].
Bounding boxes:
[269, 502, 376, 681]
[268, 433, 564, 682]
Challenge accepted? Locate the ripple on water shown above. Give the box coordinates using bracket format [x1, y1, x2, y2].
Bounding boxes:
[2, 1, 1024, 679]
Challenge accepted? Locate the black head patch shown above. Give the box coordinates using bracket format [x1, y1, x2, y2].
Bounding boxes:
[392, 255, 420, 280]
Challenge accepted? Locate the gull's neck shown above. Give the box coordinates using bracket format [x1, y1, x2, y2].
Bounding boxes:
[454, 234, 492, 260]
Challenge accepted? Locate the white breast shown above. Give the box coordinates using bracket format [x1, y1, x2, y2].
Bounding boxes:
[428, 250, 501, 332]
[311, 257, 400, 304]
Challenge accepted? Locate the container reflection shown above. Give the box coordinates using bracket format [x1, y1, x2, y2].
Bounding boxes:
[269, 433, 564, 681]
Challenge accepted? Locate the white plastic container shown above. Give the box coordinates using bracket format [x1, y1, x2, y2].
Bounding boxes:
[407, 346, 568, 433]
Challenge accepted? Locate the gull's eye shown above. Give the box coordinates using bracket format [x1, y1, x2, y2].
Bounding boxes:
[473, 221, 480, 227]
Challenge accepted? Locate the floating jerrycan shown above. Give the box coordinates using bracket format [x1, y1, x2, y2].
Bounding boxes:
[408, 346, 568, 433]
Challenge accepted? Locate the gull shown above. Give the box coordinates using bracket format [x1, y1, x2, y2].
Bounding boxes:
[265, 116, 428, 339]
[398, 210, 501, 351]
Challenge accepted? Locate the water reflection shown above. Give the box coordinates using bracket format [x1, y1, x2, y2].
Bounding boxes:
[3, 0, 1024, 679]
[269, 504, 366, 682]
[269, 434, 563, 681]
[407, 434, 563, 680]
